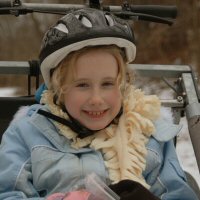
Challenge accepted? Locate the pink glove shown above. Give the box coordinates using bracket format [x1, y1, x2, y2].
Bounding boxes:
[46, 190, 92, 200]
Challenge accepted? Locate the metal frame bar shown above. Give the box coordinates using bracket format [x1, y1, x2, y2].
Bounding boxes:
[181, 73, 200, 171]
[0, 61, 31, 74]
[129, 64, 191, 77]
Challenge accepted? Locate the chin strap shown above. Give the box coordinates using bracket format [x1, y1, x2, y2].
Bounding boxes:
[37, 109, 95, 139]
[37, 107, 123, 139]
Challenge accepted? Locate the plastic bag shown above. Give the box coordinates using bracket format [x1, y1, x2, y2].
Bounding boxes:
[83, 173, 120, 200]
[47, 173, 120, 200]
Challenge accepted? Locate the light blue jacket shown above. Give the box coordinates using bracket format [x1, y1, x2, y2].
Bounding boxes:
[0, 104, 198, 200]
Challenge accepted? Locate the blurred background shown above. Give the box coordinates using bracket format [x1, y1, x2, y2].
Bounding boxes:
[0, 0, 200, 187]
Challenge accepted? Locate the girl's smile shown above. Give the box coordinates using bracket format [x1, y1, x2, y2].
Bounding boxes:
[63, 49, 122, 130]
[83, 109, 108, 119]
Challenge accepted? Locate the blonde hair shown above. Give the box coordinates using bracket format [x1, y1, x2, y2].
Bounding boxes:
[51, 45, 128, 106]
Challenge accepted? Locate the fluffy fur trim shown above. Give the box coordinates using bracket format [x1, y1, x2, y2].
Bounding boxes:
[10, 106, 30, 125]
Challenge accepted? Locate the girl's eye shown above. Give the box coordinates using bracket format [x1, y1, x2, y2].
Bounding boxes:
[76, 83, 89, 88]
[102, 81, 114, 87]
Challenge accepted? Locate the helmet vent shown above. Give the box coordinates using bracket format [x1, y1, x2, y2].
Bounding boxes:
[75, 14, 92, 28]
[55, 23, 69, 34]
[105, 15, 114, 26]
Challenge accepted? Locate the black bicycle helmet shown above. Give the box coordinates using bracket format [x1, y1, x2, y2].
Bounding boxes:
[39, 8, 136, 87]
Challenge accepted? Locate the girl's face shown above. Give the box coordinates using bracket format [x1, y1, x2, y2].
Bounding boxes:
[63, 50, 122, 130]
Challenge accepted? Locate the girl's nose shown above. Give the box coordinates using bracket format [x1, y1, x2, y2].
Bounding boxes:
[88, 90, 104, 106]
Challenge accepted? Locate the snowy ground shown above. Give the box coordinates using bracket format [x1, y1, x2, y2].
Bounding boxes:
[0, 87, 18, 97]
[0, 87, 199, 188]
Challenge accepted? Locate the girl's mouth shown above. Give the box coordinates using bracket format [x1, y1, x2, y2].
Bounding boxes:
[83, 109, 108, 118]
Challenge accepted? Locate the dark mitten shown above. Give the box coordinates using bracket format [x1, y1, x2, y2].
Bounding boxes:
[109, 180, 160, 200]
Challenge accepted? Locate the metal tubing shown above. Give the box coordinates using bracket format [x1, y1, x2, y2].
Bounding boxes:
[182, 73, 200, 172]
[161, 99, 184, 107]
[0, 61, 30, 74]
[128, 64, 191, 78]
[22, 3, 85, 12]
[186, 108, 200, 172]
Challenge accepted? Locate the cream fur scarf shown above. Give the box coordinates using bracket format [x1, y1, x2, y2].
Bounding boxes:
[41, 84, 160, 188]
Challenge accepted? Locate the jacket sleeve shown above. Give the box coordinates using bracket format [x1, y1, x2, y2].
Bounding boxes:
[147, 139, 199, 200]
[0, 124, 44, 200]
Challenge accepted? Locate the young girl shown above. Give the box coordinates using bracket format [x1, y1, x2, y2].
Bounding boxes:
[0, 8, 198, 200]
